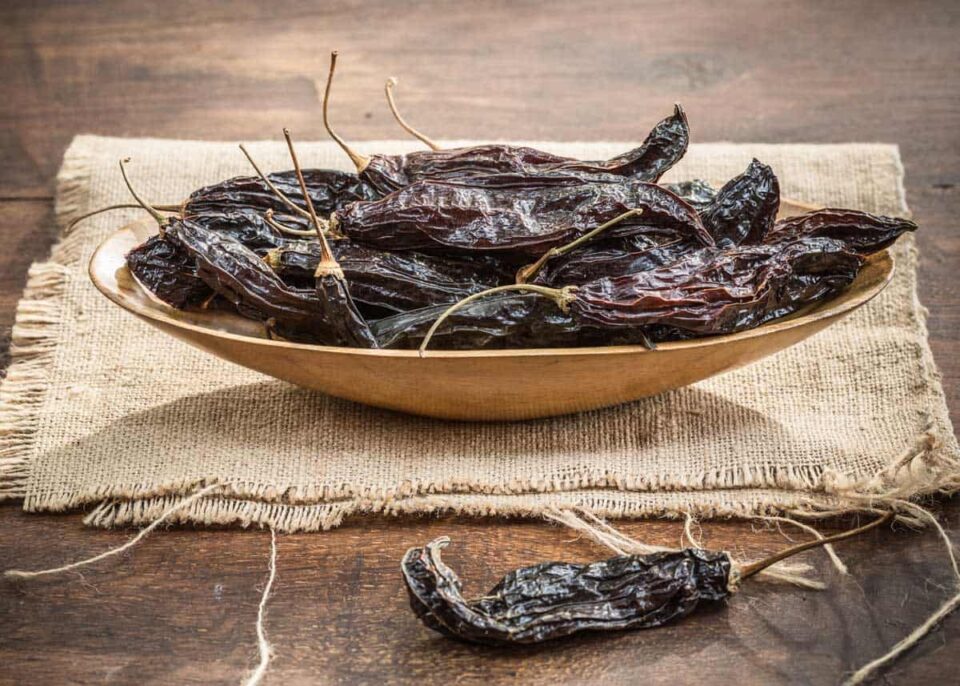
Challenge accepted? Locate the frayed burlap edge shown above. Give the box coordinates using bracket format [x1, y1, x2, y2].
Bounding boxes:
[75, 427, 960, 533]
[0, 138, 93, 502]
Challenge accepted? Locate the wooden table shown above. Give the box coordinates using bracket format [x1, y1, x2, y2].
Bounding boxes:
[1, 2, 957, 683]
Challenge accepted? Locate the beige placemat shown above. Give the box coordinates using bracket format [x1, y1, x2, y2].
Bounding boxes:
[0, 137, 956, 531]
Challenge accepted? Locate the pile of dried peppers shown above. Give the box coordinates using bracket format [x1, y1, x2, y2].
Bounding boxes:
[99, 52, 914, 351]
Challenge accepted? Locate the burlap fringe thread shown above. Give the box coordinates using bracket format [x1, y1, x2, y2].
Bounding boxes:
[0, 143, 92, 502]
[54, 420, 959, 535]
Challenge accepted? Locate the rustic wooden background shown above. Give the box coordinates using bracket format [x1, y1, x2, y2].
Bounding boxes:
[1, 1, 957, 684]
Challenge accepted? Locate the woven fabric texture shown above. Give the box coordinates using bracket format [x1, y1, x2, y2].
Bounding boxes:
[0, 136, 956, 531]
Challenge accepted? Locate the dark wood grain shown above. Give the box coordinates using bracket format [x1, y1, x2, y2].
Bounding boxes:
[0, 1, 957, 684]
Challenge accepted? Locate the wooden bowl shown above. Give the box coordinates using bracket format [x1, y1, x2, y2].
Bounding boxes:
[89, 203, 894, 421]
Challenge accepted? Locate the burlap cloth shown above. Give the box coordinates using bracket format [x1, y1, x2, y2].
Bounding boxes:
[0, 137, 956, 532]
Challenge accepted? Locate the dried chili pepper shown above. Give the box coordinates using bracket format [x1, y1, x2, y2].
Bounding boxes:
[554, 239, 862, 335]
[187, 210, 302, 252]
[265, 241, 511, 313]
[163, 220, 349, 343]
[331, 176, 710, 256]
[126, 234, 214, 310]
[71, 163, 375, 240]
[417, 237, 865, 352]
[526, 233, 698, 287]
[324, 52, 689, 194]
[511, 169, 771, 286]
[402, 514, 893, 645]
[372, 291, 653, 350]
[699, 159, 781, 247]
[184, 168, 378, 220]
[764, 209, 917, 254]
[281, 129, 378, 348]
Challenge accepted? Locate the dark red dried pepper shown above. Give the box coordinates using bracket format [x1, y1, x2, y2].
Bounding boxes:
[265, 240, 512, 314]
[699, 159, 780, 247]
[415, 237, 868, 352]
[330, 176, 711, 256]
[403, 514, 893, 645]
[323, 52, 689, 194]
[764, 209, 917, 254]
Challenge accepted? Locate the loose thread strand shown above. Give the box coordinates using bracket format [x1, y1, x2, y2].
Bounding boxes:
[243, 527, 277, 686]
[844, 501, 960, 685]
[3, 483, 221, 581]
[682, 512, 703, 549]
[759, 515, 849, 575]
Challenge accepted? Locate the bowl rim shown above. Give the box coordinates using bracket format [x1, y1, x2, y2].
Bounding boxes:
[89, 222, 896, 360]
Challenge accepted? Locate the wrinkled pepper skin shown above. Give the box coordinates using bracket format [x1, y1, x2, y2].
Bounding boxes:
[335, 177, 710, 255]
[764, 209, 917, 254]
[664, 179, 718, 209]
[126, 235, 213, 309]
[402, 538, 731, 645]
[187, 210, 299, 253]
[700, 159, 781, 247]
[371, 293, 653, 350]
[267, 241, 512, 313]
[357, 106, 689, 194]
[568, 238, 864, 335]
[162, 220, 374, 346]
[531, 232, 699, 287]
[184, 169, 379, 219]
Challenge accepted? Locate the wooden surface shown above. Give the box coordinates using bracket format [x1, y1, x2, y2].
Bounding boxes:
[0, 1, 957, 683]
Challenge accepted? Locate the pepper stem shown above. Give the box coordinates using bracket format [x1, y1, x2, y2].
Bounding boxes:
[322, 51, 370, 172]
[385, 77, 441, 151]
[418, 284, 577, 356]
[238, 144, 312, 220]
[66, 202, 181, 233]
[283, 128, 343, 280]
[262, 209, 316, 238]
[118, 159, 165, 227]
[740, 511, 895, 581]
[517, 208, 644, 283]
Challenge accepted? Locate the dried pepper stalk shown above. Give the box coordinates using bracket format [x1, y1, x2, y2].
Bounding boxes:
[280, 129, 378, 347]
[402, 513, 893, 645]
[383, 76, 440, 151]
[324, 52, 689, 194]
